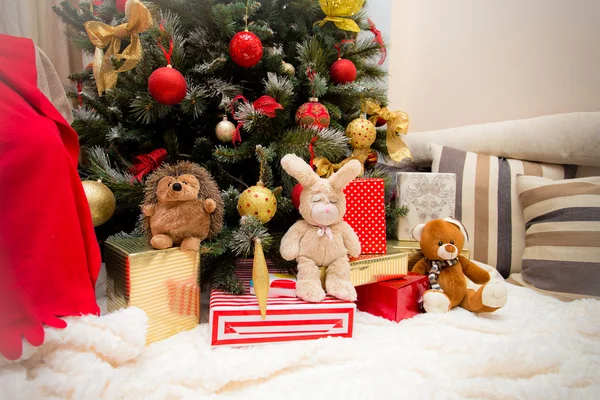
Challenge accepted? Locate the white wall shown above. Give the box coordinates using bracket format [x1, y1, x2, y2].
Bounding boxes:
[387, 0, 600, 132]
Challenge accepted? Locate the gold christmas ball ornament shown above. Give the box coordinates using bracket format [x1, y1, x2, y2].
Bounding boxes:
[215, 117, 237, 143]
[82, 179, 116, 227]
[237, 182, 277, 223]
[346, 117, 377, 150]
[281, 61, 295, 76]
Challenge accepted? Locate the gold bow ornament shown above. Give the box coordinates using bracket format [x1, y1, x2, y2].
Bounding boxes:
[313, 153, 366, 178]
[362, 100, 412, 162]
[315, 0, 365, 33]
[84, 0, 153, 95]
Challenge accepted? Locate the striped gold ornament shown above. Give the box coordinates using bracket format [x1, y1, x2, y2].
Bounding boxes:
[105, 237, 200, 345]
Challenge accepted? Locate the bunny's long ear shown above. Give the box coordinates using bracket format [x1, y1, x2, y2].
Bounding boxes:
[329, 159, 361, 191]
[280, 154, 319, 188]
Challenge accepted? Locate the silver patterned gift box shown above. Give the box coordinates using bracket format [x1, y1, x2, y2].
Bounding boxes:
[395, 172, 457, 240]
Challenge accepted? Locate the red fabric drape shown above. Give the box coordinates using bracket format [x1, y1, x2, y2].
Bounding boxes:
[0, 34, 101, 360]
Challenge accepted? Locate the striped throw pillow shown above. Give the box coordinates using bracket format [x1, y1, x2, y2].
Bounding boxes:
[430, 144, 577, 278]
[516, 175, 600, 296]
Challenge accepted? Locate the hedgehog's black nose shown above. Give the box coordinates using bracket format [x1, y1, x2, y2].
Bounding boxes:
[172, 183, 182, 191]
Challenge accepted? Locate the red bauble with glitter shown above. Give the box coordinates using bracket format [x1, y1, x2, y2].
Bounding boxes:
[375, 117, 387, 127]
[115, 0, 127, 13]
[330, 58, 357, 85]
[291, 183, 303, 210]
[148, 66, 187, 105]
[295, 98, 330, 130]
[229, 31, 263, 68]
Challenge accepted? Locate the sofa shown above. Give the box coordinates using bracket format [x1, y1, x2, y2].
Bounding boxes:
[2, 113, 599, 399]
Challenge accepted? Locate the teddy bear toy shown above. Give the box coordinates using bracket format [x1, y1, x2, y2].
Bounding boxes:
[141, 161, 224, 252]
[280, 154, 362, 303]
[412, 217, 507, 313]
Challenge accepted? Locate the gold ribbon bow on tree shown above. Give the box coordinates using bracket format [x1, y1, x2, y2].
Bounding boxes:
[84, 0, 153, 95]
[315, 0, 365, 33]
[362, 100, 412, 162]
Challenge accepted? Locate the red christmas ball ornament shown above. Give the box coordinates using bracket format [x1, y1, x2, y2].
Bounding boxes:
[229, 31, 263, 68]
[365, 150, 378, 167]
[291, 183, 303, 210]
[115, 0, 127, 13]
[295, 98, 330, 130]
[148, 66, 187, 105]
[330, 58, 357, 85]
[375, 116, 387, 127]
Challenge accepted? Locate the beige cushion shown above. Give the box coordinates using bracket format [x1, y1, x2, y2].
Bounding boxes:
[430, 144, 575, 278]
[404, 112, 600, 167]
[516, 175, 600, 296]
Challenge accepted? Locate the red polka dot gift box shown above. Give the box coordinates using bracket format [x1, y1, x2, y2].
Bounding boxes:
[343, 178, 387, 254]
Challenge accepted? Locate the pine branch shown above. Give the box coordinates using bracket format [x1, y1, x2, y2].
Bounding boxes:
[72, 108, 110, 146]
[386, 203, 409, 239]
[180, 84, 208, 118]
[278, 126, 349, 162]
[221, 186, 242, 221]
[86, 147, 144, 208]
[213, 142, 254, 163]
[230, 216, 273, 257]
[130, 94, 173, 124]
[263, 72, 294, 109]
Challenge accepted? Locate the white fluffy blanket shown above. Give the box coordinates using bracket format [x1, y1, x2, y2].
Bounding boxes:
[2, 284, 599, 399]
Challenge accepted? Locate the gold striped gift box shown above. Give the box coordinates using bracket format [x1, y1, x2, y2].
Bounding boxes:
[105, 237, 201, 345]
[319, 247, 408, 288]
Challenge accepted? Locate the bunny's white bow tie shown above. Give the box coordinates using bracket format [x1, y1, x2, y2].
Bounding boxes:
[317, 225, 333, 241]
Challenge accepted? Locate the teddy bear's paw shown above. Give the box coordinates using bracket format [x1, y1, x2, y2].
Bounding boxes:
[422, 290, 451, 313]
[296, 280, 326, 303]
[481, 281, 508, 308]
[326, 278, 357, 302]
[151, 234, 173, 250]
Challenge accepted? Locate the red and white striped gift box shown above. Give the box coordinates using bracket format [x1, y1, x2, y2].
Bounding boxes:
[343, 178, 387, 254]
[209, 290, 355, 346]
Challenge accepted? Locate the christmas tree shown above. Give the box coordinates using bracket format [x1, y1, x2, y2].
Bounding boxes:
[53, 0, 408, 293]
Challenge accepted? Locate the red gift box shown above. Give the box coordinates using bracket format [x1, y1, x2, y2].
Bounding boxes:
[209, 261, 356, 346]
[343, 178, 386, 254]
[355, 274, 428, 322]
[209, 291, 355, 346]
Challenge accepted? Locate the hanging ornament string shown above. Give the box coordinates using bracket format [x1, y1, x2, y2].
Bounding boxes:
[306, 66, 317, 97]
[76, 79, 84, 107]
[367, 19, 387, 65]
[244, 0, 250, 31]
[334, 39, 355, 59]
[157, 22, 174, 66]
[129, 148, 168, 182]
[230, 94, 248, 147]
[308, 136, 318, 168]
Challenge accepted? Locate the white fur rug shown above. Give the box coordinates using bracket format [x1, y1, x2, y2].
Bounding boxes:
[1, 283, 599, 399]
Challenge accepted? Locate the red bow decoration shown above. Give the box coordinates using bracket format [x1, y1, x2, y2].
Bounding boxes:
[368, 18, 387, 65]
[129, 148, 168, 182]
[230, 95, 283, 146]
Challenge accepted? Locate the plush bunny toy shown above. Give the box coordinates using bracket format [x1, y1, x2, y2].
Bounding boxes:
[280, 154, 362, 303]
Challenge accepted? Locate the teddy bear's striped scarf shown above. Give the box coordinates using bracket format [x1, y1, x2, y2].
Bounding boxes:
[425, 258, 459, 291]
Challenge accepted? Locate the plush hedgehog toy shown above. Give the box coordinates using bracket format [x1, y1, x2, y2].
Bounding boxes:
[141, 161, 224, 252]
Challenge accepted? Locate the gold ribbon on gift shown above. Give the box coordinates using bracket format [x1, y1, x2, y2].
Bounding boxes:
[313, 149, 367, 178]
[84, 0, 153, 95]
[315, 0, 365, 33]
[362, 100, 412, 162]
